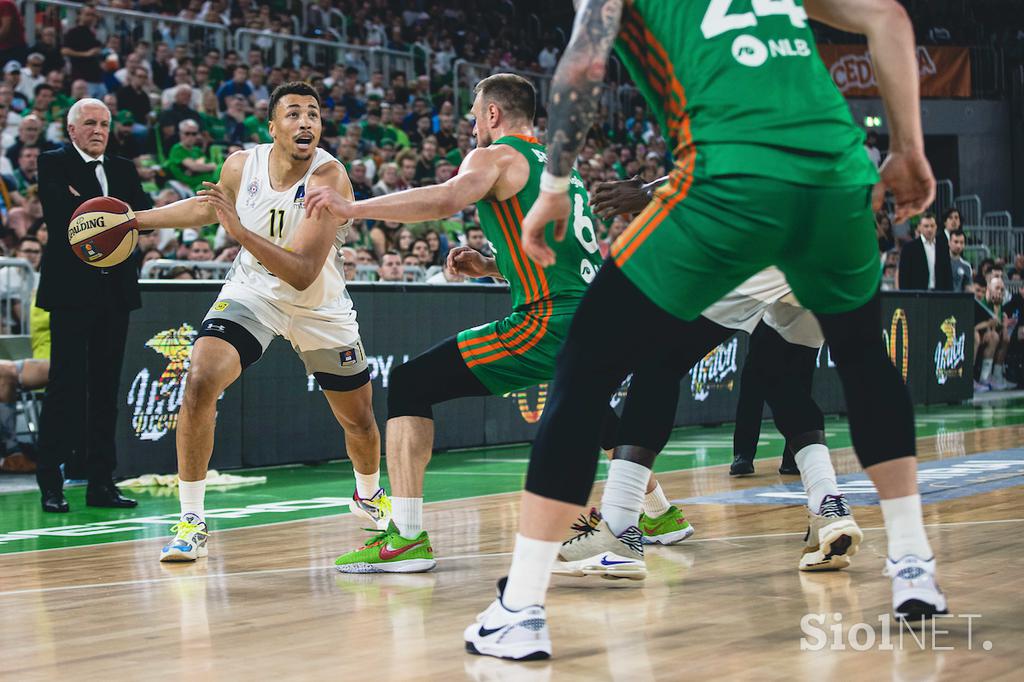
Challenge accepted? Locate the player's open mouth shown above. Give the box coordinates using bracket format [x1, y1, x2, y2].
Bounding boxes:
[295, 135, 314, 150]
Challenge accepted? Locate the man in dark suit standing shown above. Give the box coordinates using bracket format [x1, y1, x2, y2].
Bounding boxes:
[35, 98, 153, 513]
[897, 212, 952, 291]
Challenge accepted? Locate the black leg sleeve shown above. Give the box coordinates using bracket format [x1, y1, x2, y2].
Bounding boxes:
[815, 293, 916, 467]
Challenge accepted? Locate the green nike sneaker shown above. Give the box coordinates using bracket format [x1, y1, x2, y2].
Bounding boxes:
[640, 505, 694, 545]
[334, 521, 436, 574]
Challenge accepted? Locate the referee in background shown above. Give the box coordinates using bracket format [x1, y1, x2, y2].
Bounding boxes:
[35, 98, 153, 513]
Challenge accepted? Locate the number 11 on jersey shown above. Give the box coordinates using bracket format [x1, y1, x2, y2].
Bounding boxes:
[268, 208, 286, 239]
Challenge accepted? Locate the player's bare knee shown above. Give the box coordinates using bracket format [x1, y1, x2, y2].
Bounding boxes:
[182, 365, 230, 411]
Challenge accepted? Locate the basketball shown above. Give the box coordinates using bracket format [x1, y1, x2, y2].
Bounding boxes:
[68, 196, 139, 268]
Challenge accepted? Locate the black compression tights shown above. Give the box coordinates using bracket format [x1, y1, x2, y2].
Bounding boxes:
[526, 263, 915, 506]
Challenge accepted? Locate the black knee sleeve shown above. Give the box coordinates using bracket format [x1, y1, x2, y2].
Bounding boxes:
[386, 336, 490, 420]
[816, 294, 916, 467]
[198, 318, 264, 369]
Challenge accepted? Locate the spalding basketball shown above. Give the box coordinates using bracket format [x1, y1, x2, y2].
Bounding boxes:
[68, 197, 139, 268]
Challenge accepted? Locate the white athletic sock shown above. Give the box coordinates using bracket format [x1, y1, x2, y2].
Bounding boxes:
[642, 481, 672, 519]
[391, 497, 423, 539]
[354, 469, 380, 499]
[794, 444, 841, 514]
[980, 358, 994, 382]
[178, 478, 206, 520]
[880, 494, 933, 560]
[502, 534, 561, 610]
[993, 364, 1005, 382]
[600, 459, 650, 536]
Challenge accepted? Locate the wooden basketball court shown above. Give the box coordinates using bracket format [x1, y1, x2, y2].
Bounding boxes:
[1, 415, 1022, 680]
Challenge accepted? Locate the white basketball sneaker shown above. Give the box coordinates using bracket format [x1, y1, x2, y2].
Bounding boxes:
[350, 487, 392, 529]
[464, 579, 551, 661]
[799, 494, 863, 571]
[159, 513, 209, 562]
[885, 555, 948, 618]
[552, 510, 646, 580]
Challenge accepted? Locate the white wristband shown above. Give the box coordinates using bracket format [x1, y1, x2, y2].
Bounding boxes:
[539, 170, 571, 194]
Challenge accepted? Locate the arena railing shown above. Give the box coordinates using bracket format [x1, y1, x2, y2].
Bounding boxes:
[23, 0, 230, 53]
[933, 179, 954, 219]
[955, 194, 983, 228]
[0, 257, 37, 338]
[983, 211, 1013, 229]
[965, 227, 1024, 262]
[234, 29, 423, 87]
[140, 259, 233, 280]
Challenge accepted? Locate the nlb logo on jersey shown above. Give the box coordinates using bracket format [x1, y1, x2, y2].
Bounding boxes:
[934, 316, 965, 385]
[690, 338, 739, 402]
[293, 184, 305, 208]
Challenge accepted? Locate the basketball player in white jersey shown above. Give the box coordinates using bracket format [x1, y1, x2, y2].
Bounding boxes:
[134, 83, 389, 562]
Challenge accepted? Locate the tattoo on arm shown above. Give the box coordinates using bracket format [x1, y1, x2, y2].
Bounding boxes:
[546, 0, 623, 177]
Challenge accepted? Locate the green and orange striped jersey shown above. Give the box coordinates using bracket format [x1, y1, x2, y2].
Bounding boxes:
[476, 134, 604, 313]
[614, 0, 878, 187]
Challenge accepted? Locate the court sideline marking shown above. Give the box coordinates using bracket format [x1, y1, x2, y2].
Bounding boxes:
[1, 517, 1019, 598]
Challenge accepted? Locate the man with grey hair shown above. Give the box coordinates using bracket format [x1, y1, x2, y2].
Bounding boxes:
[158, 84, 202, 149]
[33, 97, 153, 514]
[167, 118, 217, 192]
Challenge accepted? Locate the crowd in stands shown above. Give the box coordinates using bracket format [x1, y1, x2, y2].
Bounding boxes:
[0, 0, 668, 290]
[0, 0, 1018, 391]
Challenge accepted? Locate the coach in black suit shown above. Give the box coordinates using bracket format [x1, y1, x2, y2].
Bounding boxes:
[35, 98, 153, 513]
[897, 212, 952, 291]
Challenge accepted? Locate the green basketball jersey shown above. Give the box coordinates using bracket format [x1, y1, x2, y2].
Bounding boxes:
[475, 135, 604, 313]
[615, 0, 878, 187]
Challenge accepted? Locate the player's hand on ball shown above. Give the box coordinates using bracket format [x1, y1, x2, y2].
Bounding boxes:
[197, 181, 244, 241]
[591, 175, 645, 220]
[521, 190, 570, 268]
[304, 186, 353, 222]
[447, 246, 491, 278]
[876, 150, 935, 223]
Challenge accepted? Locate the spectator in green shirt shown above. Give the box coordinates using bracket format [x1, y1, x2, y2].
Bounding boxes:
[198, 89, 226, 144]
[166, 118, 218, 192]
[445, 132, 471, 168]
[243, 98, 272, 144]
[380, 103, 410, 149]
[361, 108, 386, 147]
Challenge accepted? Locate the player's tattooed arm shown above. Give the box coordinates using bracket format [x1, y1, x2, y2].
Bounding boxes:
[545, 0, 623, 178]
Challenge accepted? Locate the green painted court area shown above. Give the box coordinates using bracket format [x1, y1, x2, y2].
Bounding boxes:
[2, 399, 1023, 554]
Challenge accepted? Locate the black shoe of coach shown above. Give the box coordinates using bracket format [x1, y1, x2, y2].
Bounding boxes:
[41, 489, 70, 513]
[729, 455, 755, 477]
[85, 482, 138, 508]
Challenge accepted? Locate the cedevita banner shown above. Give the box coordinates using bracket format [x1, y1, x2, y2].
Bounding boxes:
[818, 45, 971, 98]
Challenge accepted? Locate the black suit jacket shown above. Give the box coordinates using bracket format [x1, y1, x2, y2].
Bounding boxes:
[36, 145, 154, 311]
[897, 233, 953, 291]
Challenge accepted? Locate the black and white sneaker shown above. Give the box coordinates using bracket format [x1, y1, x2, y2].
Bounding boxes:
[799, 495, 862, 571]
[464, 578, 551, 661]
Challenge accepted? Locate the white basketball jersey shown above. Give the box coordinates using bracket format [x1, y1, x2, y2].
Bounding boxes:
[228, 144, 351, 310]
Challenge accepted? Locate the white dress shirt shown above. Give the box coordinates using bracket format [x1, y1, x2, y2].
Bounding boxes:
[72, 142, 108, 196]
[921, 235, 936, 290]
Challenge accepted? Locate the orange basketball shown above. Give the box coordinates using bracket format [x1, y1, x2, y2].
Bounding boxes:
[68, 196, 139, 268]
